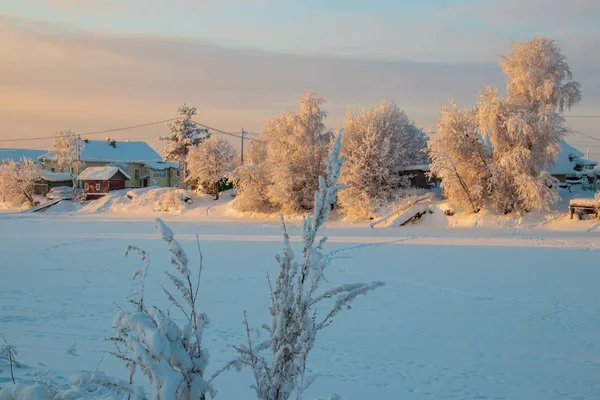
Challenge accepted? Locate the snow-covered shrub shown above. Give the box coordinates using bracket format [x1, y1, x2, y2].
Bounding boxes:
[153, 190, 188, 212]
[124, 188, 192, 213]
[65, 343, 77, 356]
[338, 100, 428, 220]
[0, 384, 49, 400]
[224, 132, 385, 400]
[187, 136, 237, 200]
[231, 141, 274, 213]
[109, 219, 213, 400]
[0, 334, 20, 385]
[160, 104, 210, 189]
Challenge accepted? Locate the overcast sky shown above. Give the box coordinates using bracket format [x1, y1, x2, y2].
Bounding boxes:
[1, 0, 599, 158]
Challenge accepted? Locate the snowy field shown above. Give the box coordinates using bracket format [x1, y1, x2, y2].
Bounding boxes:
[2, 208, 600, 399]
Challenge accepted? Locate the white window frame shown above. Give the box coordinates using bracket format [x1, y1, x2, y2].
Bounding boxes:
[134, 168, 140, 181]
[153, 169, 167, 178]
[84, 182, 89, 190]
[95, 183, 101, 191]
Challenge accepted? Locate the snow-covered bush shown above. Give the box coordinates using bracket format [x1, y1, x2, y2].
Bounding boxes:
[1, 334, 20, 385]
[231, 141, 274, 213]
[187, 136, 237, 200]
[0, 157, 43, 207]
[338, 100, 428, 220]
[428, 36, 581, 214]
[0, 384, 49, 400]
[224, 132, 385, 400]
[154, 190, 185, 212]
[125, 187, 191, 213]
[109, 219, 213, 400]
[161, 104, 210, 189]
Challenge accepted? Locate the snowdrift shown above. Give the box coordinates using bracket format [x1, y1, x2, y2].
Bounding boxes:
[78, 187, 193, 214]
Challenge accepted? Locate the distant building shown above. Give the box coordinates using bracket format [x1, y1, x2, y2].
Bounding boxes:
[78, 166, 130, 199]
[38, 138, 178, 188]
[549, 141, 598, 186]
[398, 164, 435, 189]
[0, 148, 46, 164]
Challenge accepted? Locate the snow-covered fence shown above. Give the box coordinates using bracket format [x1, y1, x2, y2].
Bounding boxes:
[369, 193, 431, 228]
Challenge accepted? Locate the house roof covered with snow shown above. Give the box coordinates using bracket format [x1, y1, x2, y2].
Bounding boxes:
[78, 166, 131, 181]
[40, 139, 162, 164]
[0, 148, 46, 163]
[43, 171, 75, 182]
[549, 141, 597, 175]
[143, 161, 179, 170]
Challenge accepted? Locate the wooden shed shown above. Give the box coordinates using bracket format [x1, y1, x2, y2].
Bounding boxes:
[398, 164, 435, 189]
[77, 166, 130, 200]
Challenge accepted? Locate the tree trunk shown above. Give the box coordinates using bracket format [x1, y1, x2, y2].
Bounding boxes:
[178, 159, 186, 189]
[24, 190, 34, 207]
[213, 181, 219, 200]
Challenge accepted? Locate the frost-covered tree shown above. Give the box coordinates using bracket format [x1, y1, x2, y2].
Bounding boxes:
[477, 36, 581, 212]
[338, 100, 428, 220]
[500, 36, 581, 113]
[429, 36, 581, 213]
[263, 91, 333, 212]
[110, 219, 213, 400]
[231, 141, 274, 212]
[187, 136, 237, 200]
[223, 132, 385, 400]
[0, 157, 43, 207]
[428, 103, 491, 213]
[477, 87, 564, 212]
[161, 104, 210, 189]
[51, 129, 85, 189]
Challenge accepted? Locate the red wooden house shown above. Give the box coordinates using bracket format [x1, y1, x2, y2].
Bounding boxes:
[77, 166, 130, 200]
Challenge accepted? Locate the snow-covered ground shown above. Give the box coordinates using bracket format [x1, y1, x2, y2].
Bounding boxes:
[2, 193, 600, 399]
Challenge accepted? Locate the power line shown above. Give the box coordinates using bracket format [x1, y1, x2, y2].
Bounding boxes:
[79, 118, 176, 137]
[567, 142, 600, 148]
[0, 118, 176, 143]
[191, 120, 266, 143]
[569, 128, 600, 143]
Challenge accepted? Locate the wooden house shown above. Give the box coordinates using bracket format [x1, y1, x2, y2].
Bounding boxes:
[39, 139, 178, 189]
[77, 166, 130, 199]
[34, 171, 75, 196]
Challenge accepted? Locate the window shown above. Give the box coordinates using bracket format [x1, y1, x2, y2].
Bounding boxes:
[153, 169, 167, 178]
[134, 169, 140, 180]
[84, 182, 89, 190]
[96, 183, 101, 191]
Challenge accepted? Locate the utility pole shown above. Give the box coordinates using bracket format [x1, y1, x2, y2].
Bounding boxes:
[76, 134, 82, 189]
[240, 128, 245, 164]
[587, 147, 590, 161]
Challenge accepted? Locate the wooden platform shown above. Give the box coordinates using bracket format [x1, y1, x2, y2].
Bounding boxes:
[569, 199, 599, 219]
